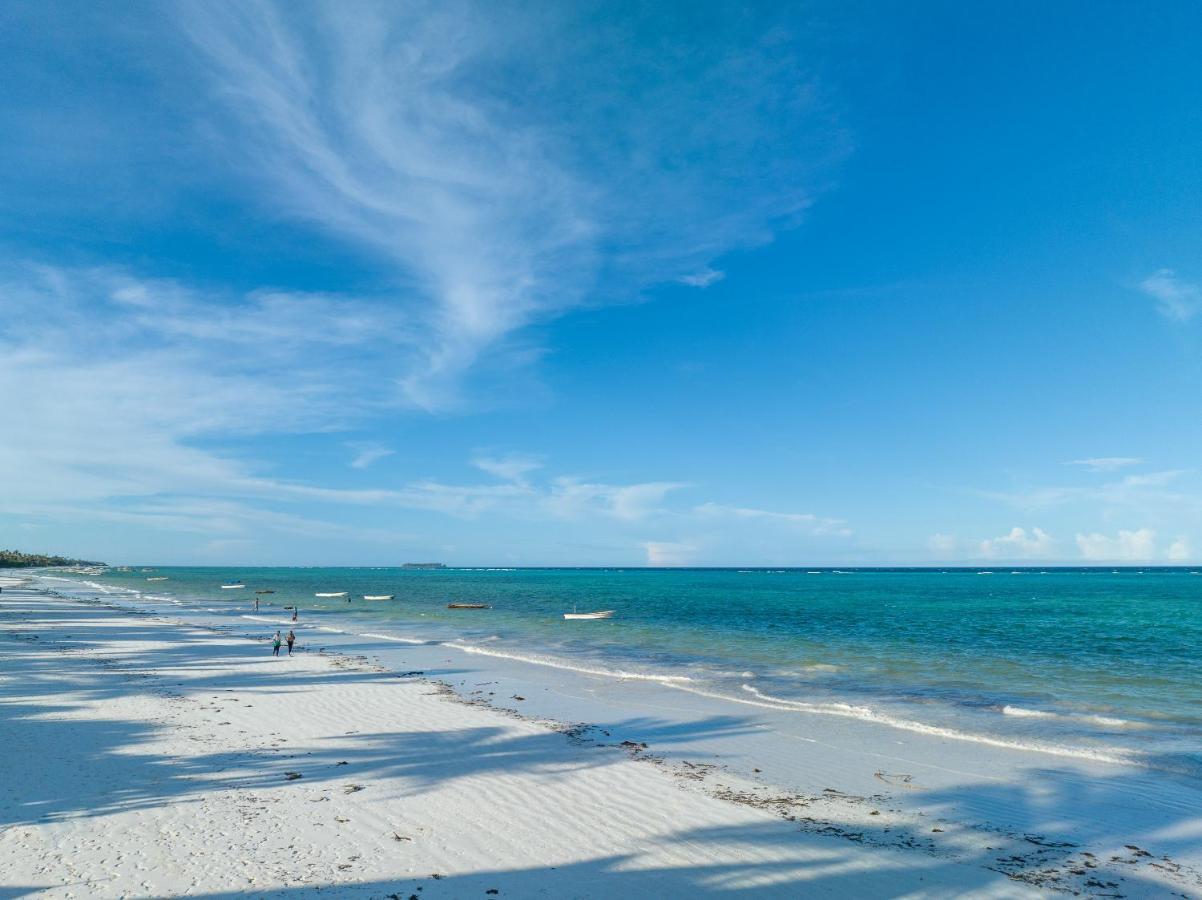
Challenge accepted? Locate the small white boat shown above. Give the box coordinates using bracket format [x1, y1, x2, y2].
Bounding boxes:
[564, 610, 614, 620]
[146, 576, 168, 581]
[363, 594, 395, 600]
[221, 583, 245, 589]
[315, 591, 348, 598]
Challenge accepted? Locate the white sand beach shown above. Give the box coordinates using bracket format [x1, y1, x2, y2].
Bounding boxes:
[3, 579, 1201, 898]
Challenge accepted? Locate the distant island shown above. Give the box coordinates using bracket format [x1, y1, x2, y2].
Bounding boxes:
[401, 562, 446, 569]
[0, 550, 107, 568]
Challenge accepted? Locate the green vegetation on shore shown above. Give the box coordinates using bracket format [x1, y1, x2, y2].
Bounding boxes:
[0, 550, 106, 568]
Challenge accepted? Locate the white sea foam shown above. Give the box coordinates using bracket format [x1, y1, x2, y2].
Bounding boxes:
[706, 685, 1141, 766]
[1002, 705, 1138, 729]
[1001, 705, 1057, 719]
[360, 632, 427, 645]
[74, 579, 140, 596]
[1081, 714, 1136, 728]
[446, 642, 694, 684]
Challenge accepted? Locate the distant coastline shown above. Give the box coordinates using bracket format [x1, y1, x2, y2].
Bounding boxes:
[0, 550, 106, 569]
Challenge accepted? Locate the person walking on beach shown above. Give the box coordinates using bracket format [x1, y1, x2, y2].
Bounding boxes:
[286, 629, 296, 656]
[272, 631, 282, 656]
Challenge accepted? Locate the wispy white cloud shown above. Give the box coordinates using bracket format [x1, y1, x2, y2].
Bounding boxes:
[677, 268, 725, 288]
[348, 443, 395, 470]
[694, 502, 851, 536]
[179, 1, 841, 408]
[472, 453, 545, 483]
[642, 541, 698, 567]
[0, 265, 688, 538]
[927, 533, 957, 555]
[977, 470, 1190, 512]
[979, 526, 1055, 559]
[1139, 269, 1200, 322]
[1168, 536, 1191, 561]
[1068, 457, 1143, 472]
[545, 479, 686, 522]
[1075, 528, 1158, 561]
[0, 268, 828, 550]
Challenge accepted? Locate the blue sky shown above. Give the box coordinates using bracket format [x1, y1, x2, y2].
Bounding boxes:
[3, 1, 1201, 566]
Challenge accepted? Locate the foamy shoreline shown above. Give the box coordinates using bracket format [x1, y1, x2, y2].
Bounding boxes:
[2, 578, 1201, 897]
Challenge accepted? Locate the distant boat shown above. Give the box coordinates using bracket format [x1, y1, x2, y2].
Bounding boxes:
[363, 594, 395, 600]
[448, 603, 489, 609]
[403, 562, 446, 569]
[221, 583, 245, 589]
[315, 592, 348, 598]
[255, 589, 275, 594]
[146, 576, 168, 582]
[564, 610, 614, 620]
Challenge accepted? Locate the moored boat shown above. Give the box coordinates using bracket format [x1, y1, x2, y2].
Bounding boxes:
[221, 583, 245, 589]
[447, 603, 489, 609]
[315, 591, 348, 598]
[564, 610, 614, 620]
[363, 594, 395, 600]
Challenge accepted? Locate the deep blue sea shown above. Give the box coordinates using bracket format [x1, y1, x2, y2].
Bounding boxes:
[64, 566, 1202, 775]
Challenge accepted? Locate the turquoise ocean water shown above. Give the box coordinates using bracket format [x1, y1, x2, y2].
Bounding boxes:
[65, 566, 1202, 775]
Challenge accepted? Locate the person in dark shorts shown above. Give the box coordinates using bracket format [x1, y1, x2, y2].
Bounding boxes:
[286, 630, 296, 655]
[272, 631, 282, 656]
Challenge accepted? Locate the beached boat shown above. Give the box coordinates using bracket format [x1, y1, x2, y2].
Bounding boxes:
[564, 610, 614, 620]
[447, 603, 489, 609]
[363, 594, 395, 600]
[221, 583, 245, 589]
[146, 576, 168, 581]
[315, 591, 348, 598]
